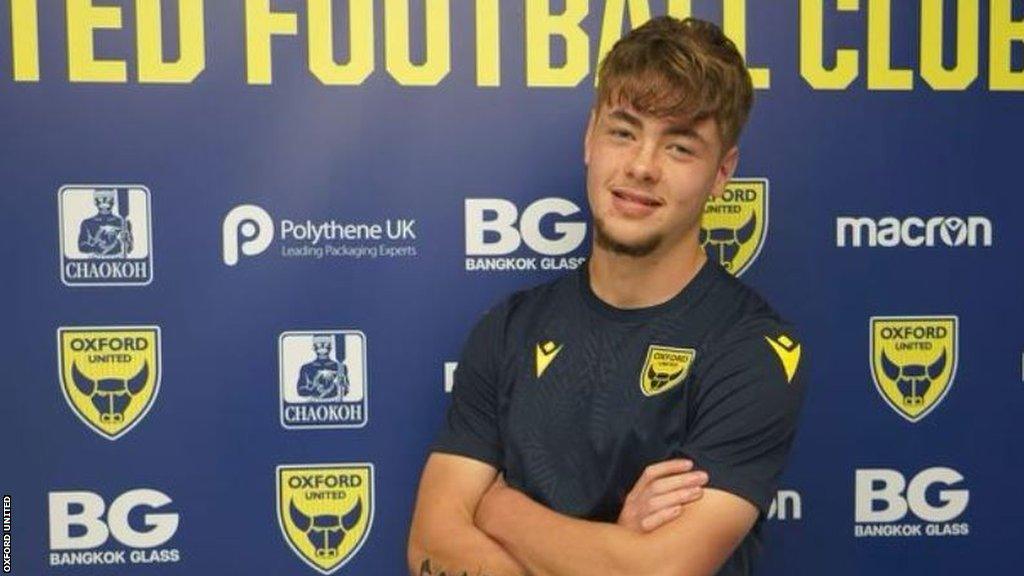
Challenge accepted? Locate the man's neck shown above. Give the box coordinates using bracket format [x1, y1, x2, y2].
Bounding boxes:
[587, 237, 707, 310]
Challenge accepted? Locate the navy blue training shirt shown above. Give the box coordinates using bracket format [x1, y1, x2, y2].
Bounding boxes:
[433, 260, 806, 575]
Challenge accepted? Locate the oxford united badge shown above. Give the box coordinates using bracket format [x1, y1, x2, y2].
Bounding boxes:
[640, 345, 696, 396]
[277, 463, 374, 574]
[870, 316, 958, 422]
[701, 179, 768, 276]
[58, 326, 161, 440]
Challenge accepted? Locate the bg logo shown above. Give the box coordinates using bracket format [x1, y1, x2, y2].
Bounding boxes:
[870, 316, 958, 422]
[222, 204, 274, 265]
[49, 489, 178, 549]
[58, 185, 153, 286]
[277, 464, 373, 575]
[49, 489, 181, 566]
[58, 326, 161, 440]
[280, 331, 368, 429]
[855, 467, 970, 538]
[700, 179, 768, 276]
[464, 198, 587, 272]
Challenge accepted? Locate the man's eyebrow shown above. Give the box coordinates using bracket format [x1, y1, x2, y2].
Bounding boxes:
[608, 109, 709, 147]
[608, 109, 642, 128]
[664, 123, 708, 146]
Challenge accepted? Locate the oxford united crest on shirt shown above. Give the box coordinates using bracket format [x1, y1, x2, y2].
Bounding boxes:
[58, 326, 161, 440]
[280, 331, 368, 429]
[870, 316, 958, 422]
[701, 179, 768, 276]
[277, 463, 374, 575]
[58, 185, 153, 286]
[640, 345, 696, 396]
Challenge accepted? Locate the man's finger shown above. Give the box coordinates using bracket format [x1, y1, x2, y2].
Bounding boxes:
[648, 487, 704, 511]
[648, 471, 709, 495]
[639, 505, 682, 532]
[641, 459, 694, 482]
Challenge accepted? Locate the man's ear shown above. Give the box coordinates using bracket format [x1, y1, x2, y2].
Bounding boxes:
[583, 109, 597, 166]
[710, 146, 739, 199]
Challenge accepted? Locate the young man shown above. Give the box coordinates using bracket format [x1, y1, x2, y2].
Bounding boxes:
[408, 16, 805, 576]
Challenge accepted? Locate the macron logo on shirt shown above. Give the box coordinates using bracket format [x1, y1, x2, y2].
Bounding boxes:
[765, 334, 801, 384]
[535, 341, 563, 378]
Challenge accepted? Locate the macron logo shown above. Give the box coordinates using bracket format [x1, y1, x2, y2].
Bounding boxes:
[222, 204, 274, 265]
[836, 216, 992, 248]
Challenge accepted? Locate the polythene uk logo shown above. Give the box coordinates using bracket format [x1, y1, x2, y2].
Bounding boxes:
[277, 463, 374, 574]
[870, 316, 958, 423]
[700, 179, 768, 276]
[58, 326, 161, 440]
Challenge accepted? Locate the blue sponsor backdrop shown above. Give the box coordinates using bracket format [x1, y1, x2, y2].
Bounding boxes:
[3, 0, 1023, 574]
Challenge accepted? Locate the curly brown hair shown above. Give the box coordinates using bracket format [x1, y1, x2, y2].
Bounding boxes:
[595, 16, 754, 154]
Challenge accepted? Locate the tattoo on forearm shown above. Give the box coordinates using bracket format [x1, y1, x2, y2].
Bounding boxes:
[419, 558, 492, 576]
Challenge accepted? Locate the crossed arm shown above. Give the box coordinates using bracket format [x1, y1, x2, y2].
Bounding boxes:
[407, 453, 757, 576]
[407, 454, 528, 576]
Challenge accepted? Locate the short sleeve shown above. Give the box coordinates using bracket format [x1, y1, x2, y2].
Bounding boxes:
[430, 301, 509, 469]
[678, 328, 806, 515]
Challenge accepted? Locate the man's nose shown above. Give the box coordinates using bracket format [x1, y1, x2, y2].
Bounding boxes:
[625, 141, 661, 183]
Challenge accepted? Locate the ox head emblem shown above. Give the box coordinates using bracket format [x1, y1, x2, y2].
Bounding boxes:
[640, 345, 696, 397]
[278, 464, 373, 574]
[700, 179, 768, 276]
[870, 316, 958, 423]
[880, 348, 946, 408]
[646, 364, 685, 394]
[59, 327, 161, 440]
[700, 213, 756, 272]
[71, 361, 148, 424]
[289, 498, 363, 559]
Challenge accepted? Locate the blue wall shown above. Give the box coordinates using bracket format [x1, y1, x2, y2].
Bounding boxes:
[3, 1, 1022, 574]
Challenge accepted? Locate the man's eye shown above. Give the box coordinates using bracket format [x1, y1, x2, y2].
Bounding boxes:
[610, 129, 633, 139]
[668, 144, 692, 155]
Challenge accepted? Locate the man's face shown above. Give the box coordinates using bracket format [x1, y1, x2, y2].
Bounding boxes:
[584, 102, 738, 258]
[94, 194, 114, 215]
[313, 340, 332, 358]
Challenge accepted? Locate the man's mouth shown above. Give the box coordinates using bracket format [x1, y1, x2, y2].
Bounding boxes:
[612, 188, 661, 206]
[610, 188, 662, 216]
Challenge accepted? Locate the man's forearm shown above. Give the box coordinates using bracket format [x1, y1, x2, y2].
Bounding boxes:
[474, 486, 670, 576]
[407, 515, 529, 576]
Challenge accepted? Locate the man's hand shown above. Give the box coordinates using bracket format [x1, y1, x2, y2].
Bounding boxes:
[617, 459, 709, 532]
[474, 475, 756, 576]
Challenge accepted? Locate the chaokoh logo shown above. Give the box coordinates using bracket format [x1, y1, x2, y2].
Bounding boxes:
[57, 326, 161, 440]
[279, 330, 368, 429]
[58, 185, 153, 286]
[870, 316, 958, 423]
[277, 463, 374, 574]
[700, 178, 768, 276]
